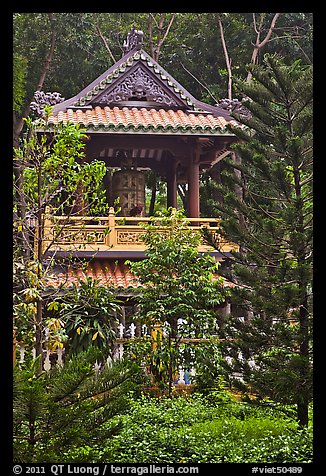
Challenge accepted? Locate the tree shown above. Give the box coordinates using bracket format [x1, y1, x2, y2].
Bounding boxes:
[217, 12, 281, 98]
[205, 54, 313, 426]
[217, 14, 233, 100]
[13, 347, 142, 462]
[128, 209, 227, 396]
[13, 110, 108, 370]
[147, 13, 176, 62]
[13, 13, 313, 119]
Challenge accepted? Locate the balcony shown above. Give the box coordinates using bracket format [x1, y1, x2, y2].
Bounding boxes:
[42, 207, 238, 258]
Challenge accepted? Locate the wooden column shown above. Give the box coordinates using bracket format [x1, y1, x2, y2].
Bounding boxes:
[167, 160, 177, 209]
[187, 149, 200, 218]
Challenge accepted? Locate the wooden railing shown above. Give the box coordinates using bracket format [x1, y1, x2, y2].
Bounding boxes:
[42, 207, 238, 254]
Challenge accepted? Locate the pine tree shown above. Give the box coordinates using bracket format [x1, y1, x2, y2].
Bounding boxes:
[13, 348, 143, 462]
[205, 55, 313, 426]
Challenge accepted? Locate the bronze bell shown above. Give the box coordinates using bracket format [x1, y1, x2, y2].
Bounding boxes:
[112, 168, 145, 217]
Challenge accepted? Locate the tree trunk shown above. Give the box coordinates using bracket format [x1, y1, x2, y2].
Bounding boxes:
[246, 13, 281, 83]
[29, 420, 37, 448]
[297, 401, 309, 427]
[177, 184, 187, 211]
[35, 300, 44, 374]
[14, 162, 31, 260]
[35, 172, 44, 373]
[167, 332, 174, 398]
[217, 14, 232, 100]
[297, 288, 310, 426]
[13, 13, 57, 145]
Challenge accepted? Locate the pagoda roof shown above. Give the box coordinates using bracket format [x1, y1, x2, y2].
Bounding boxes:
[48, 105, 238, 136]
[48, 44, 239, 135]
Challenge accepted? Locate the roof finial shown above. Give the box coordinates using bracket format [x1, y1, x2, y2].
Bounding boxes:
[123, 27, 144, 55]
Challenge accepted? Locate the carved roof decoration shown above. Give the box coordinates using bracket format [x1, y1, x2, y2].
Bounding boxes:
[91, 64, 183, 108]
[123, 27, 144, 54]
[53, 49, 200, 113]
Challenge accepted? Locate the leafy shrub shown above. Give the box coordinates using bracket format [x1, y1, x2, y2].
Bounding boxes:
[64, 394, 312, 463]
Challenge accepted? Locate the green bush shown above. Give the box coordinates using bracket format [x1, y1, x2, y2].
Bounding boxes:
[64, 394, 313, 463]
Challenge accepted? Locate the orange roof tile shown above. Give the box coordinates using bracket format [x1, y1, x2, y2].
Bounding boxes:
[47, 260, 140, 290]
[46, 259, 235, 291]
[48, 106, 238, 135]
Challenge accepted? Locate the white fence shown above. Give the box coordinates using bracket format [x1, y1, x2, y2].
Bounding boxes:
[15, 321, 196, 385]
[15, 317, 252, 386]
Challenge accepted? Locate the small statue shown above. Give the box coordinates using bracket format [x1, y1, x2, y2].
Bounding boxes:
[30, 91, 65, 117]
[123, 27, 144, 54]
[216, 97, 252, 119]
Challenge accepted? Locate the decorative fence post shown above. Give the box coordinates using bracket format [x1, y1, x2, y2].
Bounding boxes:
[107, 207, 116, 248]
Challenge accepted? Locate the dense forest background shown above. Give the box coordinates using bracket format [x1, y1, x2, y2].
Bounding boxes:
[13, 12, 313, 142]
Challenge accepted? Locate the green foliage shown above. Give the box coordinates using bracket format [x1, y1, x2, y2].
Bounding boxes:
[13, 348, 143, 463]
[63, 395, 312, 463]
[13, 53, 28, 113]
[56, 277, 122, 356]
[16, 118, 108, 218]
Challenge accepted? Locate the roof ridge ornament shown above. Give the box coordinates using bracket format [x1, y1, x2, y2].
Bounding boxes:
[123, 27, 144, 55]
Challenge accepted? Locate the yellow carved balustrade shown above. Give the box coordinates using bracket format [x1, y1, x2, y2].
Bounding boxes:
[42, 207, 238, 255]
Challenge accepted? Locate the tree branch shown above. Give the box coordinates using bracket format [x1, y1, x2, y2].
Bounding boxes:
[180, 62, 219, 104]
[159, 14, 176, 47]
[259, 13, 281, 49]
[95, 21, 116, 64]
[150, 13, 176, 62]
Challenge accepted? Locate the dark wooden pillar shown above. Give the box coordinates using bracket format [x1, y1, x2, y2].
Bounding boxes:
[187, 155, 200, 218]
[167, 160, 177, 209]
